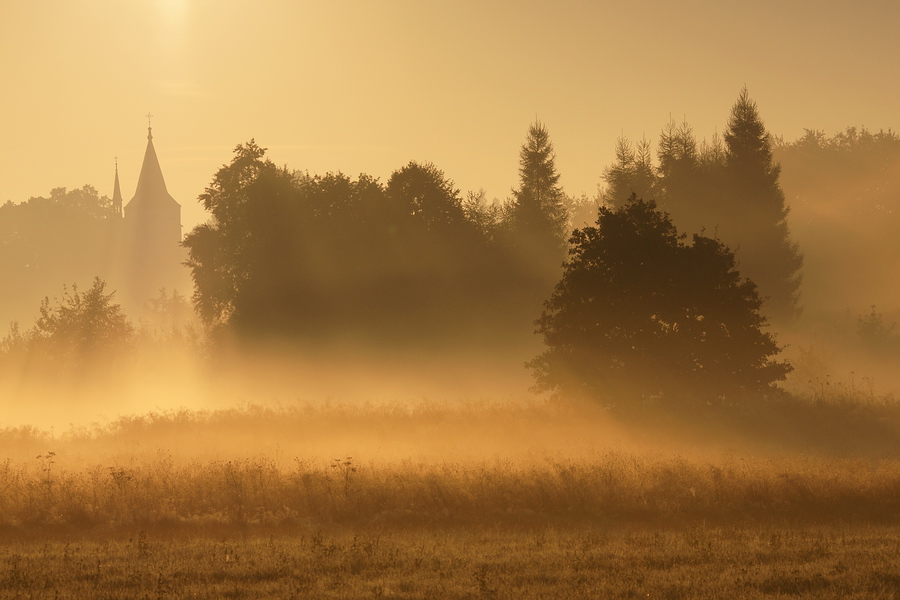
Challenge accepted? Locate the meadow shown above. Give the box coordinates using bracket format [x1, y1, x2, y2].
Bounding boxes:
[2, 396, 900, 598]
[4, 525, 900, 599]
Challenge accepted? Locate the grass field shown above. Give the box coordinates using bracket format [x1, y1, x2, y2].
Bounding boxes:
[4, 525, 900, 599]
[2, 398, 900, 598]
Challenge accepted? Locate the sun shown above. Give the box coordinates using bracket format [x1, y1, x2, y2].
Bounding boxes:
[158, 0, 189, 22]
[156, 0, 189, 50]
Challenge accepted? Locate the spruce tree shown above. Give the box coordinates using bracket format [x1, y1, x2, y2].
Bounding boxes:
[509, 121, 569, 270]
[722, 88, 803, 322]
[601, 136, 657, 208]
[656, 118, 705, 233]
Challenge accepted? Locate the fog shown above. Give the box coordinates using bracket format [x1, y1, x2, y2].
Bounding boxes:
[4, 8, 900, 597]
[2, 102, 899, 474]
[2, 323, 898, 461]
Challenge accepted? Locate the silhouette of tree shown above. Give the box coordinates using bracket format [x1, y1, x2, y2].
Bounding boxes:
[565, 193, 599, 234]
[529, 195, 790, 405]
[462, 189, 505, 245]
[1, 277, 134, 374]
[185, 142, 534, 345]
[602, 136, 657, 208]
[508, 121, 569, 269]
[0, 186, 121, 326]
[384, 161, 479, 268]
[722, 88, 803, 322]
[386, 161, 468, 233]
[184, 140, 304, 332]
[623, 91, 802, 322]
[655, 118, 709, 233]
[698, 131, 726, 171]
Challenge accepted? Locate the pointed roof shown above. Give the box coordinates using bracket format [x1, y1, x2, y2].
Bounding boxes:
[112, 159, 123, 215]
[126, 126, 180, 211]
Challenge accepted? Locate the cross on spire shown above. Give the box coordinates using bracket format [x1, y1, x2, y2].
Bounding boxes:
[146, 112, 153, 128]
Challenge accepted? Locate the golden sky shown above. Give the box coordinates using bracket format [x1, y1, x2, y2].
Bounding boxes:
[1, 0, 897, 230]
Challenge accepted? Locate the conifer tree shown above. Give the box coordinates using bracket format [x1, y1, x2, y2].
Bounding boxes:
[722, 88, 802, 322]
[508, 121, 569, 269]
[601, 136, 656, 208]
[656, 118, 704, 232]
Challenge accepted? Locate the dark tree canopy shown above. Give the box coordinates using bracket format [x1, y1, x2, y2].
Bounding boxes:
[184, 140, 291, 328]
[183, 141, 558, 347]
[386, 161, 467, 234]
[657, 118, 700, 205]
[654, 118, 723, 236]
[598, 89, 803, 323]
[529, 196, 791, 405]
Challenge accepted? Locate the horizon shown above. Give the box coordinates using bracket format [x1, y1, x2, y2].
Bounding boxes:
[2, 1, 898, 231]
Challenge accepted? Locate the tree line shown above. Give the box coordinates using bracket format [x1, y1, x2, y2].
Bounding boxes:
[180, 89, 798, 403]
[774, 126, 900, 313]
[4, 88, 899, 406]
[0, 186, 121, 328]
[183, 124, 569, 348]
[600, 88, 803, 323]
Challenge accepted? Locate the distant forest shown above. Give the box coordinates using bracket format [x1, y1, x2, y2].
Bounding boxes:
[2, 90, 899, 401]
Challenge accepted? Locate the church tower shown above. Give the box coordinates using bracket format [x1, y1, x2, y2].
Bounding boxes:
[119, 121, 187, 307]
[112, 158, 123, 217]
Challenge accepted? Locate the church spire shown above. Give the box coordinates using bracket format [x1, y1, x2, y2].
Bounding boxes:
[120, 118, 186, 306]
[112, 156, 123, 216]
[126, 119, 180, 213]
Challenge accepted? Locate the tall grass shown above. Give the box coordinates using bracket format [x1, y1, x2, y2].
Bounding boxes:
[3, 449, 900, 532]
[1, 399, 900, 533]
[3, 398, 900, 597]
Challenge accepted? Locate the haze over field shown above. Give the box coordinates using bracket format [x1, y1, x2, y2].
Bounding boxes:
[2, 1, 900, 426]
[4, 5, 900, 597]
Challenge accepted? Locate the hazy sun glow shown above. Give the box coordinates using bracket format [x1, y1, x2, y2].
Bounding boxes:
[1, 2, 897, 232]
[1, 5, 900, 595]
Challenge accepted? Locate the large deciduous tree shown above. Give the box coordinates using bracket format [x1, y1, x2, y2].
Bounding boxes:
[529, 195, 791, 406]
[386, 161, 467, 234]
[183, 140, 302, 331]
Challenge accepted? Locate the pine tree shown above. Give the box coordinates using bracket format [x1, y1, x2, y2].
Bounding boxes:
[509, 121, 569, 269]
[699, 131, 726, 170]
[722, 88, 803, 322]
[601, 136, 657, 208]
[601, 136, 636, 208]
[656, 118, 702, 230]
